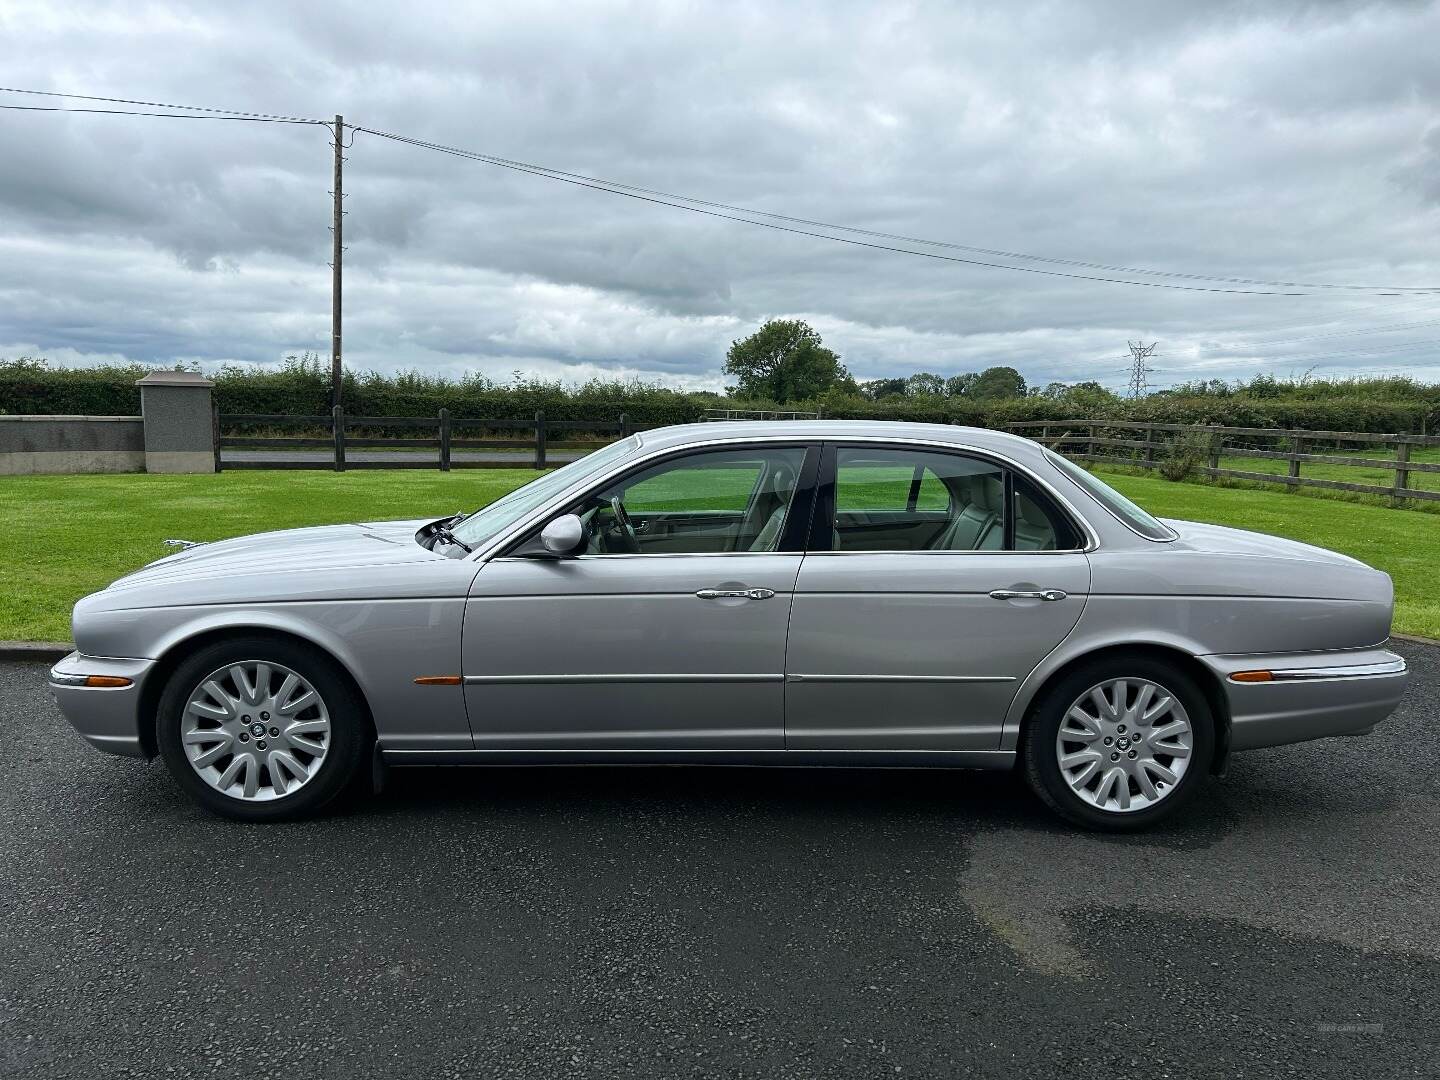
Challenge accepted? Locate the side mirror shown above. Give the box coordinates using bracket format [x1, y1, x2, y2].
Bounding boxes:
[532, 514, 586, 558]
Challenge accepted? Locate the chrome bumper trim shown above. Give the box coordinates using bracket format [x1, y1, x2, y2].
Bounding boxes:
[1266, 659, 1408, 682]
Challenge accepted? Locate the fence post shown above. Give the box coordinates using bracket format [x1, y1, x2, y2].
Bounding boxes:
[1393, 439, 1411, 506]
[1143, 425, 1155, 469]
[534, 410, 546, 469]
[332, 404, 346, 472]
[1206, 425, 1221, 475]
[1088, 422, 1097, 461]
[619, 412, 630, 437]
[439, 408, 451, 473]
[1287, 434, 1303, 491]
[212, 403, 223, 474]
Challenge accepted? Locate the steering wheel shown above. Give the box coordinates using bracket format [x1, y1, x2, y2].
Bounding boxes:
[607, 495, 640, 554]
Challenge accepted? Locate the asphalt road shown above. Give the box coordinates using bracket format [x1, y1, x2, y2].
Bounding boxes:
[3, 643, 1437, 1079]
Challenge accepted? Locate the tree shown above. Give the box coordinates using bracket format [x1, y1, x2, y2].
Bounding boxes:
[945, 372, 980, 398]
[969, 366, 1027, 400]
[905, 372, 946, 397]
[859, 377, 908, 400]
[724, 320, 851, 402]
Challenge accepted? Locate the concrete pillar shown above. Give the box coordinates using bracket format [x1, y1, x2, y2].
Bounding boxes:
[136, 371, 216, 473]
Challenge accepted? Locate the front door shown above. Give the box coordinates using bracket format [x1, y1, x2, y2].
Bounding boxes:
[785, 444, 1091, 750]
[462, 443, 817, 750]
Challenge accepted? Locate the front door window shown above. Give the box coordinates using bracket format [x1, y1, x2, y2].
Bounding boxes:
[575, 446, 809, 555]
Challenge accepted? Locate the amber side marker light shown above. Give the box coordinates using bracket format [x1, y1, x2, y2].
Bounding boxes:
[414, 675, 462, 686]
[1229, 670, 1274, 684]
[84, 675, 133, 688]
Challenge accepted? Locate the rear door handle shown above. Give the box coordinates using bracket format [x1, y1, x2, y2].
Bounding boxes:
[989, 588, 1067, 602]
[696, 587, 776, 600]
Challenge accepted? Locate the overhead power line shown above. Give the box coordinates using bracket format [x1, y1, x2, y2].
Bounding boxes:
[3, 86, 1433, 296]
[1209, 317, 1440, 351]
[0, 103, 324, 124]
[354, 126, 1360, 297]
[0, 86, 324, 123]
[351, 127, 1439, 295]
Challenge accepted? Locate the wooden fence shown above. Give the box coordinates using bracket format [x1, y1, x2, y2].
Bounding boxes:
[702, 408, 821, 421]
[216, 407, 628, 472]
[1006, 419, 1440, 504]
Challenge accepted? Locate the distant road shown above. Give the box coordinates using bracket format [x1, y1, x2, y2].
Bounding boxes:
[222, 449, 586, 467]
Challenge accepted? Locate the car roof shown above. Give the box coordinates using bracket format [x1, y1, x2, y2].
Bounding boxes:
[634, 420, 1043, 458]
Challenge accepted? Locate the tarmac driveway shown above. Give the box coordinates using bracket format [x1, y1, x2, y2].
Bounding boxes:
[2, 642, 1436, 1078]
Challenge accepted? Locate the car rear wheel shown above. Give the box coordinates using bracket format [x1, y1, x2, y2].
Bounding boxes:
[1022, 656, 1214, 831]
[156, 636, 369, 821]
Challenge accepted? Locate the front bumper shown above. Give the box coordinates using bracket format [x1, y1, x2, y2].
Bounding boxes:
[1204, 646, 1409, 751]
[48, 652, 156, 758]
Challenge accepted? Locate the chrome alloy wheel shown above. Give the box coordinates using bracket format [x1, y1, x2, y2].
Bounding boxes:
[180, 661, 332, 802]
[1054, 678, 1193, 813]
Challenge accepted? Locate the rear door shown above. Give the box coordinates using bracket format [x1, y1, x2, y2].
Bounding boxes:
[785, 443, 1091, 751]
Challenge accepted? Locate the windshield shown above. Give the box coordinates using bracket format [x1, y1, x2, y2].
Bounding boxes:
[1046, 449, 1176, 541]
[448, 436, 641, 550]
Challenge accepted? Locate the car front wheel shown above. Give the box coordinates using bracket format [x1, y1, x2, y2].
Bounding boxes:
[156, 636, 369, 821]
[1022, 656, 1215, 831]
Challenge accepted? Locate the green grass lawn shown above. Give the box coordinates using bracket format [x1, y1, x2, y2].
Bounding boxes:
[0, 467, 1435, 642]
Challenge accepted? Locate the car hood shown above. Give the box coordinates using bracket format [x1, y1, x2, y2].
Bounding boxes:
[1162, 518, 1367, 569]
[109, 519, 445, 591]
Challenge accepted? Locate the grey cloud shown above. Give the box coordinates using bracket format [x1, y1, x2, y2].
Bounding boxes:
[2, 0, 1439, 392]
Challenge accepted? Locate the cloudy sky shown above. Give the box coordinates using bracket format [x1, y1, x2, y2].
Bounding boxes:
[1, 0, 1438, 392]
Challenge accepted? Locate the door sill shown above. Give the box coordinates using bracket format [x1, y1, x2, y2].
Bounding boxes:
[380, 748, 1017, 769]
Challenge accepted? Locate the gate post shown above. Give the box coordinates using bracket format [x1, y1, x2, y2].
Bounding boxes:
[333, 404, 346, 472]
[136, 371, 216, 473]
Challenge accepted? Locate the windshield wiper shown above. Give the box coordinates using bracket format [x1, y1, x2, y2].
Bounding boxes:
[431, 523, 471, 553]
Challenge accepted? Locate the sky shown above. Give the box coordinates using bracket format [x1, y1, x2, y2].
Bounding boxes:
[1, 0, 1438, 394]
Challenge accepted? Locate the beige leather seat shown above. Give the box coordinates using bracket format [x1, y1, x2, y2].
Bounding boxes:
[747, 465, 796, 551]
[930, 475, 1002, 551]
[1012, 490, 1058, 550]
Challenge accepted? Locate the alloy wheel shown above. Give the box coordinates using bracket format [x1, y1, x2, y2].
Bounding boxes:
[180, 661, 332, 802]
[1054, 677, 1193, 813]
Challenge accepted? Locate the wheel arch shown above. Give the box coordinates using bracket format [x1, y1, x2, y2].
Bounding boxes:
[1009, 642, 1230, 774]
[137, 624, 375, 759]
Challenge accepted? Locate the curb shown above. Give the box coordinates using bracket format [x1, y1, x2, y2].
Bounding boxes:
[0, 641, 73, 663]
[1393, 633, 1440, 649]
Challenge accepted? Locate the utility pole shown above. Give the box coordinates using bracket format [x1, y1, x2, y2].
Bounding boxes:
[330, 114, 345, 409]
[1126, 340, 1157, 399]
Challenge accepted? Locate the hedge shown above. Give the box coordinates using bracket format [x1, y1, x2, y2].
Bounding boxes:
[2, 357, 1435, 436]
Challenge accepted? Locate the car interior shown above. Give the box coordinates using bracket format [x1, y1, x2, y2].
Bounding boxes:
[568, 445, 1078, 555]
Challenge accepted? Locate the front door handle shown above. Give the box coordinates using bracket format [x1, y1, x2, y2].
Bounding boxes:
[696, 587, 776, 600]
[989, 588, 1067, 602]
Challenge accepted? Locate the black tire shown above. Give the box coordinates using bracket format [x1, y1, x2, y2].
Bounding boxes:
[1021, 655, 1215, 831]
[156, 635, 370, 822]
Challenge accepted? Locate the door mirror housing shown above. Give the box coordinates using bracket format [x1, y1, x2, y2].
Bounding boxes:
[516, 514, 587, 559]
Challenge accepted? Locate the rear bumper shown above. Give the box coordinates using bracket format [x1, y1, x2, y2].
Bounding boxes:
[48, 652, 155, 758]
[1203, 646, 1409, 751]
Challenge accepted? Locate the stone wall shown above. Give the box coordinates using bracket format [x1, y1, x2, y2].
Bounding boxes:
[1, 371, 215, 475]
[0, 415, 146, 475]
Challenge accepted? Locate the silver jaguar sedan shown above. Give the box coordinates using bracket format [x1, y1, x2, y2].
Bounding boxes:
[51, 421, 1407, 829]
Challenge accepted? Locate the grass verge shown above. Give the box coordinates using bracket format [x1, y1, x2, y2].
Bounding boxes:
[0, 467, 1433, 642]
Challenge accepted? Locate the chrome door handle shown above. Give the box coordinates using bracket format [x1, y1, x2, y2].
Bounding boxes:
[696, 587, 776, 600]
[989, 588, 1067, 602]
